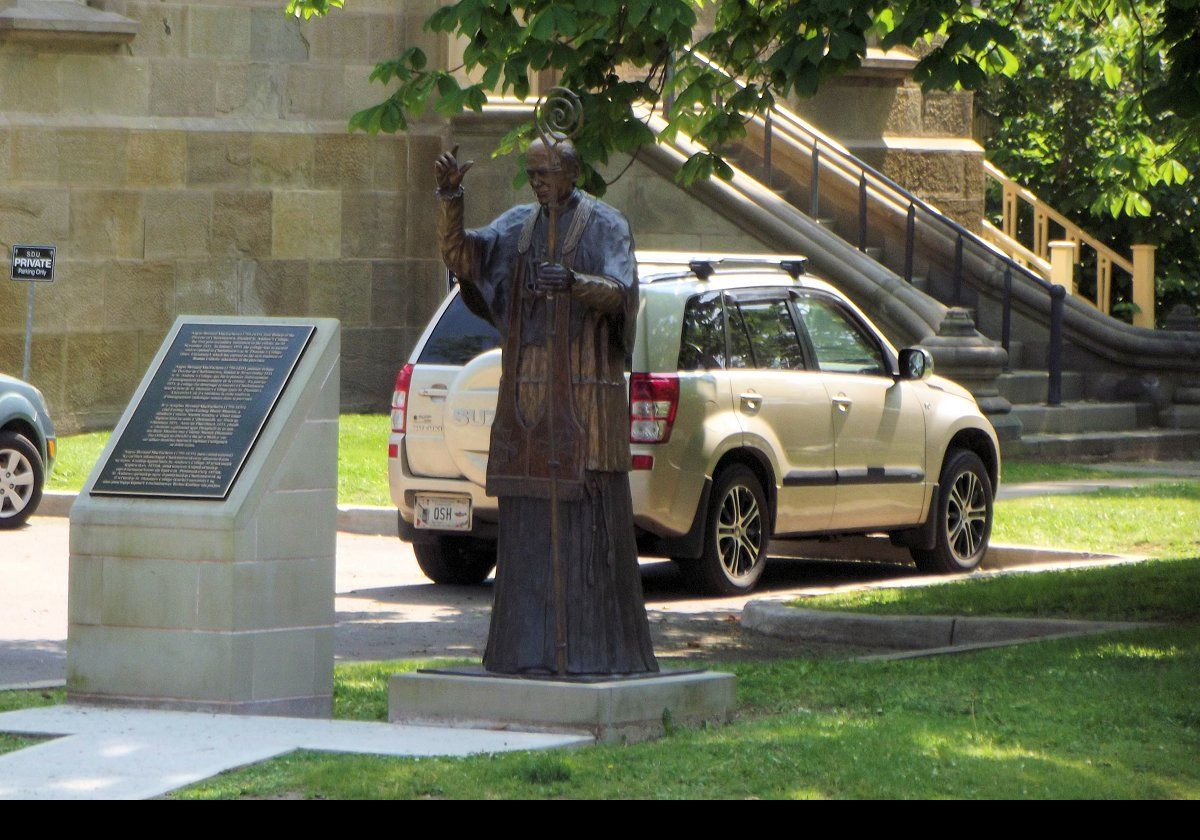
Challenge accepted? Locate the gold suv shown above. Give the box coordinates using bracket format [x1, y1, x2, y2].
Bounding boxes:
[388, 252, 1000, 595]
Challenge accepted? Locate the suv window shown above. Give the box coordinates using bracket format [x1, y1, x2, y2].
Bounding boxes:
[737, 298, 807, 370]
[725, 297, 755, 369]
[417, 294, 501, 365]
[792, 292, 886, 376]
[677, 293, 727, 370]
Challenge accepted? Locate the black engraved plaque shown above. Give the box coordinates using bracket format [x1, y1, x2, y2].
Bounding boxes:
[91, 323, 316, 499]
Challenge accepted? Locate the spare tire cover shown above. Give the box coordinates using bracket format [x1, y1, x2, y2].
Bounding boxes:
[443, 348, 502, 487]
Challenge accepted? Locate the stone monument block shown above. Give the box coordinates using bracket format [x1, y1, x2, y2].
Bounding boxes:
[67, 315, 340, 717]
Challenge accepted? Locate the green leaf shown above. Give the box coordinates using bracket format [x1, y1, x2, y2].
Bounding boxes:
[425, 5, 460, 33]
[1124, 192, 1151, 216]
[1103, 62, 1122, 89]
[677, 152, 715, 187]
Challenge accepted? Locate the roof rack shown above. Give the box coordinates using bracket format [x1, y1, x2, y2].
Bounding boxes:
[685, 257, 808, 281]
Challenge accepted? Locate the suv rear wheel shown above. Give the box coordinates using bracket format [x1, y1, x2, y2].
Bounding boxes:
[0, 432, 43, 530]
[413, 535, 497, 585]
[681, 464, 769, 595]
[911, 449, 993, 574]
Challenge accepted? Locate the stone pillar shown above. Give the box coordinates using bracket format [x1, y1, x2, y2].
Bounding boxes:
[1131, 244, 1157, 329]
[1049, 241, 1076, 295]
[920, 307, 1021, 441]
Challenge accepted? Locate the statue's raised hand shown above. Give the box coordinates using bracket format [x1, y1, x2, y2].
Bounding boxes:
[434, 144, 474, 194]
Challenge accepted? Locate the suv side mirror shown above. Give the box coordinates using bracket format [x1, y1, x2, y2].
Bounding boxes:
[898, 347, 934, 381]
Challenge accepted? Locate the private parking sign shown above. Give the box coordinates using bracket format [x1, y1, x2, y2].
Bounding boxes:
[11, 245, 55, 281]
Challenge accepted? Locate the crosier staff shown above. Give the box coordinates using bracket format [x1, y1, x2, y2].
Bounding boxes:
[533, 87, 583, 677]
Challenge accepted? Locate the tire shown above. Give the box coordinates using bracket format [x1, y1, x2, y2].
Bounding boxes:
[413, 535, 497, 585]
[911, 449, 993, 574]
[0, 432, 44, 530]
[680, 464, 769, 595]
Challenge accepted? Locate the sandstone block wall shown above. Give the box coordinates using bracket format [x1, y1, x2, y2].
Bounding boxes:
[790, 68, 986, 233]
[0, 0, 450, 432]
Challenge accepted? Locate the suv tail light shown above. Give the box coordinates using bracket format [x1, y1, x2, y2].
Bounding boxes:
[392, 364, 413, 433]
[630, 373, 679, 443]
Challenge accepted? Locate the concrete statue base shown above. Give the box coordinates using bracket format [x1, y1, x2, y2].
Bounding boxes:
[388, 667, 736, 744]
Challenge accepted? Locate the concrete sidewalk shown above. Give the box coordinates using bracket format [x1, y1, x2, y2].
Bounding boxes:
[0, 705, 590, 800]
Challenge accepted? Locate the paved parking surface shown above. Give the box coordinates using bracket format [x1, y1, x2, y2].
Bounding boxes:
[0, 512, 1141, 686]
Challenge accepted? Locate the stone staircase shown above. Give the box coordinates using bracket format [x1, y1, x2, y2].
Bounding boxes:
[997, 366, 1200, 460]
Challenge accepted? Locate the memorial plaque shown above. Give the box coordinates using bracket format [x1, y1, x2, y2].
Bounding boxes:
[92, 323, 315, 499]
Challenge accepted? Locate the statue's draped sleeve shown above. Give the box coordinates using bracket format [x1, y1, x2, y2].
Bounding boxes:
[436, 190, 531, 339]
[569, 202, 639, 355]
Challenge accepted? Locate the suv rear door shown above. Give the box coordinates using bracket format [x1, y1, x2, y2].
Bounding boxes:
[723, 289, 836, 534]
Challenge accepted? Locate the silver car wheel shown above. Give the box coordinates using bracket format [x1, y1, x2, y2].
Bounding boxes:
[0, 447, 36, 519]
[716, 484, 763, 580]
[946, 469, 988, 562]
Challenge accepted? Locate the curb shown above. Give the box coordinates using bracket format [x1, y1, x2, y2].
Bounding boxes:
[742, 602, 1151, 650]
[36, 491, 397, 537]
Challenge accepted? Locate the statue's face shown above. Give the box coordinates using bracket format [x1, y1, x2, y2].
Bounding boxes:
[525, 141, 577, 207]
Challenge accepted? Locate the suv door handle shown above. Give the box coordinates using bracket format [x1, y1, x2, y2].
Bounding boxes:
[832, 394, 853, 412]
[739, 392, 763, 411]
[419, 386, 449, 398]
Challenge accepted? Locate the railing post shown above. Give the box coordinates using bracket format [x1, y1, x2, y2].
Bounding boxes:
[810, 142, 820, 219]
[1049, 241, 1076, 296]
[953, 234, 964, 303]
[1001, 263, 1012, 369]
[858, 172, 867, 251]
[1002, 183, 1018, 238]
[1048, 285, 1065, 405]
[763, 111, 773, 186]
[1097, 254, 1111, 316]
[904, 204, 915, 283]
[1131, 244, 1157, 329]
[1034, 210, 1049, 261]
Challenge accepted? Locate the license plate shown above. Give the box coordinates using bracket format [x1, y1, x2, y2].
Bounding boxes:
[414, 495, 472, 531]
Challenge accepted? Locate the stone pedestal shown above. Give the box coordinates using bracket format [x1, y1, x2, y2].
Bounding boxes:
[389, 668, 736, 744]
[66, 316, 340, 717]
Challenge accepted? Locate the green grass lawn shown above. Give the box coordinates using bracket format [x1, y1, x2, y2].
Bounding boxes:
[171, 624, 1200, 799]
[0, 688, 63, 757]
[48, 414, 395, 507]
[992, 481, 1200, 557]
[795, 556, 1200, 623]
[999, 460, 1178, 485]
[24, 432, 1200, 798]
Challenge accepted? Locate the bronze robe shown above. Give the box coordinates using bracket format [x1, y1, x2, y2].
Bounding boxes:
[437, 188, 658, 676]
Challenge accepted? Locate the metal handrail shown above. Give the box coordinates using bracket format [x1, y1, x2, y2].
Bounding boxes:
[687, 50, 1064, 400]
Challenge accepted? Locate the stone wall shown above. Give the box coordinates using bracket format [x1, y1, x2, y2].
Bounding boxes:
[0, 0, 450, 432]
[788, 58, 985, 232]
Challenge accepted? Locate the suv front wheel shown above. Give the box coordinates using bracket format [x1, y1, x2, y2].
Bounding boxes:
[680, 464, 769, 595]
[413, 535, 497, 585]
[911, 449, 993, 574]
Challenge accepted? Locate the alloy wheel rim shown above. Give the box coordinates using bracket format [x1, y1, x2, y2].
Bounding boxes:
[716, 484, 762, 580]
[0, 448, 35, 518]
[946, 470, 988, 562]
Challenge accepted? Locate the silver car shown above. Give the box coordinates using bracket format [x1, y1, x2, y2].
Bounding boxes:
[388, 252, 1000, 594]
[0, 372, 56, 528]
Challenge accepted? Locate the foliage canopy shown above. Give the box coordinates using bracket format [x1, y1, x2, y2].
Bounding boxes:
[288, 1, 1197, 212]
